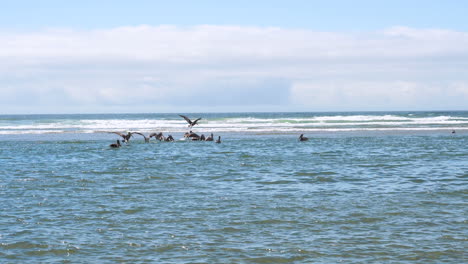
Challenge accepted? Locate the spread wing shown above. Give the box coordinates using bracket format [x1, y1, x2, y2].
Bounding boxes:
[109, 132, 125, 137]
[192, 118, 202, 125]
[179, 114, 192, 124]
[132, 132, 148, 140]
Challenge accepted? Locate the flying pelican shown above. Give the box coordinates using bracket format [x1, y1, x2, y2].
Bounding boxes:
[179, 115, 202, 128]
[110, 132, 133, 143]
[132, 132, 150, 143]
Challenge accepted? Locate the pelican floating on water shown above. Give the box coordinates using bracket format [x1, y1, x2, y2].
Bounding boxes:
[184, 131, 200, 140]
[150, 132, 165, 141]
[299, 134, 309, 141]
[205, 133, 214, 141]
[109, 140, 121, 148]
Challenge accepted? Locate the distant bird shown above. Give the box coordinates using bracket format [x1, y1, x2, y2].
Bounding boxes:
[205, 133, 214, 141]
[215, 136, 221, 143]
[165, 135, 175, 142]
[109, 140, 121, 148]
[150, 132, 165, 141]
[452, 130, 456, 134]
[200, 134, 206, 141]
[132, 132, 150, 143]
[179, 115, 202, 128]
[299, 134, 309, 141]
[184, 131, 200, 140]
[110, 132, 133, 143]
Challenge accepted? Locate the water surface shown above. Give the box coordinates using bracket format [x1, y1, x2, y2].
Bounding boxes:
[0, 112, 467, 263]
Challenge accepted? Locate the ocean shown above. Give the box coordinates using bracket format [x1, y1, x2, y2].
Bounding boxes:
[0, 111, 467, 263]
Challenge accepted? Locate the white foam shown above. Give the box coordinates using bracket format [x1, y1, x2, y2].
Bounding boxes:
[1, 114, 467, 135]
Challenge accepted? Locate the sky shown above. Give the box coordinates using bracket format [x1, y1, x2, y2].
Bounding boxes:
[1, 0, 468, 114]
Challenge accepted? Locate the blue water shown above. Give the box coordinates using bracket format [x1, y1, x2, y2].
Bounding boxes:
[0, 112, 467, 263]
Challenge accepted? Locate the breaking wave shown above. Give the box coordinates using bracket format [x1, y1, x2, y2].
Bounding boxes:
[0, 112, 467, 134]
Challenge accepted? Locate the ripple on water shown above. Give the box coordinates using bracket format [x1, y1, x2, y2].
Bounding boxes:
[1, 242, 49, 250]
[122, 208, 146, 214]
[246, 255, 309, 263]
[293, 171, 339, 184]
[206, 227, 245, 233]
[294, 171, 337, 176]
[25, 247, 78, 256]
[256, 180, 296, 185]
[153, 244, 177, 253]
[1, 130, 467, 263]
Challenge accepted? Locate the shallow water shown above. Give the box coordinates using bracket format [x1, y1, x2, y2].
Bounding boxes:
[0, 113, 467, 263]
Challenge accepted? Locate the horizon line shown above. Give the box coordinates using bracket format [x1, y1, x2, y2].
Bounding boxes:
[1, 109, 467, 116]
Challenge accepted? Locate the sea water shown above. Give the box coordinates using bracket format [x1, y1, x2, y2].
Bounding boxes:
[0, 112, 467, 263]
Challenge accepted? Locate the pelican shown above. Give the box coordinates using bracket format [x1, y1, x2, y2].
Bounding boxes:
[132, 132, 150, 143]
[299, 134, 309, 141]
[165, 135, 175, 142]
[150, 132, 165, 141]
[205, 133, 214, 141]
[110, 132, 133, 143]
[109, 140, 121, 148]
[179, 115, 202, 128]
[215, 136, 221, 143]
[184, 131, 200, 140]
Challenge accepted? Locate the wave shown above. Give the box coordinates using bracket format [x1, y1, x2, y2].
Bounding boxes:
[223, 115, 468, 123]
[0, 113, 467, 134]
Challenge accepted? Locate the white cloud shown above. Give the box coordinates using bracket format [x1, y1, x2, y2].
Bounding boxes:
[452, 82, 468, 96]
[291, 80, 468, 111]
[1, 25, 468, 113]
[291, 81, 421, 109]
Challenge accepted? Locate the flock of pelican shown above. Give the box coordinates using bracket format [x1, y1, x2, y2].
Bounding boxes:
[106, 115, 460, 148]
[108, 115, 221, 148]
[108, 114, 310, 148]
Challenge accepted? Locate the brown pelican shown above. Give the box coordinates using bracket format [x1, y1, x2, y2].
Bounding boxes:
[179, 115, 202, 128]
[184, 131, 200, 140]
[110, 132, 133, 143]
[149, 132, 165, 141]
[215, 136, 221, 143]
[132, 132, 150, 143]
[200, 134, 206, 141]
[299, 134, 309, 141]
[205, 133, 214, 141]
[165, 135, 175, 142]
[109, 140, 121, 148]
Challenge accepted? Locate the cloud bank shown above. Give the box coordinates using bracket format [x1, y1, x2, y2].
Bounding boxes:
[1, 25, 468, 113]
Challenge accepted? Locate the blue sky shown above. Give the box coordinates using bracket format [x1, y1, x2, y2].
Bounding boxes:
[3, 0, 467, 31]
[1, 1, 468, 113]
